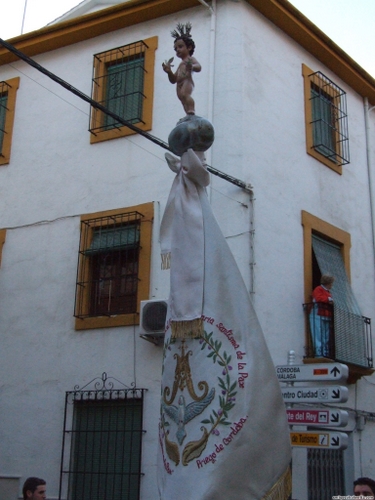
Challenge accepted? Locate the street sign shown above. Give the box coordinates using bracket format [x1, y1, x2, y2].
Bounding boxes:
[281, 385, 348, 403]
[290, 431, 348, 450]
[287, 408, 349, 427]
[276, 363, 348, 383]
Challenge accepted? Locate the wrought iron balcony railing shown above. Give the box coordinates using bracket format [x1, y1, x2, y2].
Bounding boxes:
[303, 302, 373, 369]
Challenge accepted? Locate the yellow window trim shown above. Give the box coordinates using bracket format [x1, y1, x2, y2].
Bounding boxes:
[75, 202, 153, 330]
[89, 36, 158, 144]
[0, 229, 6, 266]
[302, 64, 342, 175]
[301, 210, 350, 303]
[0, 77, 20, 166]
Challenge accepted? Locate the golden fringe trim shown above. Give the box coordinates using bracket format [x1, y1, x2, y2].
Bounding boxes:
[261, 466, 292, 500]
[161, 252, 171, 270]
[171, 318, 203, 339]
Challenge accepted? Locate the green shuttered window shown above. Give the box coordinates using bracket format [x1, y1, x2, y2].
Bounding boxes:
[75, 213, 142, 319]
[70, 399, 143, 500]
[312, 235, 370, 367]
[104, 56, 145, 129]
[0, 93, 8, 153]
[89, 37, 157, 144]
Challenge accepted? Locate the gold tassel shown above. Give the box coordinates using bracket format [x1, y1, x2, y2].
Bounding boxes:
[262, 466, 292, 500]
[171, 318, 203, 339]
[161, 252, 171, 270]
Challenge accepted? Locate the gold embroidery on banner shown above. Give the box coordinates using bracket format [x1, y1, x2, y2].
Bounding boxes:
[162, 339, 215, 449]
[163, 340, 209, 405]
[261, 466, 292, 500]
[161, 252, 171, 270]
[160, 330, 248, 470]
[182, 426, 209, 466]
[171, 318, 203, 339]
[164, 430, 180, 466]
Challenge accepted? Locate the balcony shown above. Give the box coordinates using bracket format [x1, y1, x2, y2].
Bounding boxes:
[303, 302, 373, 383]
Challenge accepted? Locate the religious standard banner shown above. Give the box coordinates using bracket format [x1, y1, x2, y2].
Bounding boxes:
[158, 148, 291, 499]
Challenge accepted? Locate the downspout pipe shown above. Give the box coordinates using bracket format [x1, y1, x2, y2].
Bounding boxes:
[207, 0, 216, 126]
[364, 97, 375, 272]
[197, 0, 215, 14]
[196, 0, 216, 185]
[196, 0, 255, 295]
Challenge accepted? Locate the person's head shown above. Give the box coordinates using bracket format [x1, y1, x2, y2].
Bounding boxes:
[171, 22, 196, 56]
[320, 274, 334, 289]
[22, 477, 46, 500]
[354, 477, 375, 497]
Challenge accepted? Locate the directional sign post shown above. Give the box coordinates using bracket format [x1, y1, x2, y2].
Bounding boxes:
[290, 431, 348, 450]
[281, 385, 348, 404]
[276, 363, 348, 383]
[286, 408, 349, 427]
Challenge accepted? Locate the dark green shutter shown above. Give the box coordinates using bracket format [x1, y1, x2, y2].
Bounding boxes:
[0, 93, 8, 153]
[70, 399, 143, 500]
[105, 55, 145, 129]
[312, 235, 368, 367]
[311, 86, 335, 158]
[85, 225, 140, 255]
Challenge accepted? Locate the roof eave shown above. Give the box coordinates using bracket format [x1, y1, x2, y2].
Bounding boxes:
[0, 0, 197, 64]
[1, 0, 375, 105]
[246, 0, 375, 104]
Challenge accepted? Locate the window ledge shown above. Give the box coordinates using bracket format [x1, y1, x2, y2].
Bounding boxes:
[75, 313, 140, 331]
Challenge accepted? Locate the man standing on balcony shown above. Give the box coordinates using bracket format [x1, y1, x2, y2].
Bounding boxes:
[310, 274, 334, 357]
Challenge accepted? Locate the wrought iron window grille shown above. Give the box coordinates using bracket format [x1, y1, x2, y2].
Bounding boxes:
[303, 302, 373, 368]
[74, 210, 143, 319]
[0, 80, 11, 102]
[0, 81, 11, 154]
[306, 234, 373, 368]
[308, 71, 350, 166]
[89, 41, 148, 135]
[308, 448, 345, 500]
[59, 373, 146, 500]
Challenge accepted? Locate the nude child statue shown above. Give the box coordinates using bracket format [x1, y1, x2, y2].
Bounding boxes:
[162, 22, 201, 116]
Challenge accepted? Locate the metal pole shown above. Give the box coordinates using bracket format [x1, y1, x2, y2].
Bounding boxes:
[21, 0, 28, 35]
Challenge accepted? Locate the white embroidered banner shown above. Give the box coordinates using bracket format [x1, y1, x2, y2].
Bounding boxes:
[158, 150, 291, 499]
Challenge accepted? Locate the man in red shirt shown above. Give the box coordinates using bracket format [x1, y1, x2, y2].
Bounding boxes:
[310, 274, 334, 357]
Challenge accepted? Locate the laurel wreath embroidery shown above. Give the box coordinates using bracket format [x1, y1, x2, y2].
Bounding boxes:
[160, 330, 237, 467]
[200, 330, 237, 432]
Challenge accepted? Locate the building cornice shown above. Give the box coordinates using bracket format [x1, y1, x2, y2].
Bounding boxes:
[247, 0, 375, 104]
[1, 0, 375, 104]
[0, 0, 197, 64]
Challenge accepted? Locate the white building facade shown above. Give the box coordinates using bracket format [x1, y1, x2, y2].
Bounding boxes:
[0, 0, 374, 498]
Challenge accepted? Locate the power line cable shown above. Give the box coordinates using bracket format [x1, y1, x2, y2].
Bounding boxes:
[6, 63, 247, 212]
[0, 37, 252, 191]
[0, 37, 170, 151]
[7, 62, 167, 164]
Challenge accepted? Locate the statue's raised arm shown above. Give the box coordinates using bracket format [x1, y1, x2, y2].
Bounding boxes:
[162, 22, 201, 116]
